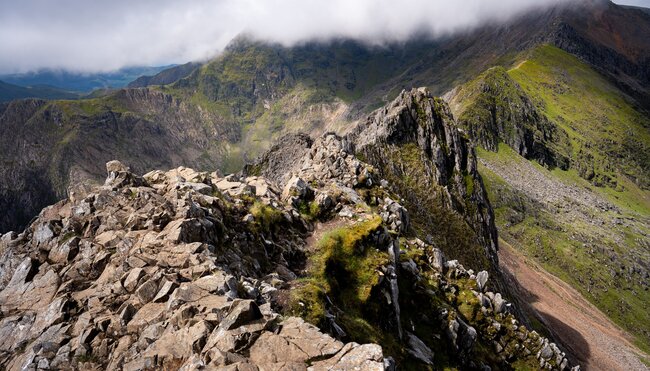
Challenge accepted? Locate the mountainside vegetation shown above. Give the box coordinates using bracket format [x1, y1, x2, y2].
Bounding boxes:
[510, 45, 650, 190]
[0, 91, 579, 370]
[461, 45, 650, 353]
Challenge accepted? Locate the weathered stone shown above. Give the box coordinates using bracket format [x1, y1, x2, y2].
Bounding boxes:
[127, 303, 166, 334]
[309, 342, 384, 371]
[430, 248, 445, 271]
[476, 270, 489, 292]
[493, 293, 506, 314]
[106, 160, 129, 174]
[282, 176, 312, 201]
[405, 332, 434, 365]
[135, 277, 160, 304]
[153, 279, 177, 303]
[194, 272, 228, 293]
[219, 300, 263, 331]
[123, 268, 144, 292]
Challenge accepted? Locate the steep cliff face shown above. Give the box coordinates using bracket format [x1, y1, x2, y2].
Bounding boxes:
[0, 89, 236, 233]
[0, 89, 577, 370]
[349, 88, 500, 270]
[446, 67, 571, 170]
[549, 0, 650, 108]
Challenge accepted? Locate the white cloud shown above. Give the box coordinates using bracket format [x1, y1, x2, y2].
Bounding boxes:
[0, 0, 573, 73]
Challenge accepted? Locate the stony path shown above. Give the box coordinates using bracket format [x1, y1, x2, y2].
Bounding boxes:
[500, 242, 650, 371]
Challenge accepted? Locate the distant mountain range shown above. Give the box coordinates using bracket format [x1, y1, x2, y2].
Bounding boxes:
[0, 65, 174, 101]
[0, 80, 79, 102]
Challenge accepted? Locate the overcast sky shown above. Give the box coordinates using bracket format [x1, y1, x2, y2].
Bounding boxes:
[0, 0, 645, 74]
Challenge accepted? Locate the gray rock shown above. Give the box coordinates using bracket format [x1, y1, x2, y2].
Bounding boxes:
[539, 343, 554, 360]
[430, 248, 446, 271]
[308, 342, 384, 371]
[338, 206, 355, 218]
[315, 192, 333, 212]
[493, 293, 506, 314]
[152, 279, 177, 303]
[106, 160, 129, 174]
[406, 332, 434, 365]
[476, 270, 489, 292]
[219, 300, 262, 331]
[123, 268, 144, 292]
[282, 176, 311, 200]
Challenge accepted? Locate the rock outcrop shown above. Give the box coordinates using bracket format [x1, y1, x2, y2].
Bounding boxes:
[445, 67, 571, 170]
[349, 88, 500, 268]
[252, 88, 500, 272]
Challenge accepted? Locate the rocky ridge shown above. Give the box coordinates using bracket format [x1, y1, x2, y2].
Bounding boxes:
[0, 89, 579, 370]
[0, 161, 387, 370]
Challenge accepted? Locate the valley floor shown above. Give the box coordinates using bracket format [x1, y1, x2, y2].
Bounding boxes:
[500, 241, 649, 371]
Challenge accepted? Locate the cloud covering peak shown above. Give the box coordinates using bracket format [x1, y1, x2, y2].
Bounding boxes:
[0, 0, 576, 73]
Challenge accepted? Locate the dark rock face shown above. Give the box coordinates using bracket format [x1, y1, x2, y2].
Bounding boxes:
[549, 1, 650, 109]
[0, 89, 237, 233]
[349, 88, 499, 268]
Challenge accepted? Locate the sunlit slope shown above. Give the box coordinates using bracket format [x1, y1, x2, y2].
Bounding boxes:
[472, 45, 650, 352]
[509, 45, 649, 191]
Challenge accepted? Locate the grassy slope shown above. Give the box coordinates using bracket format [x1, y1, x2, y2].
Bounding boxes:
[476, 45, 650, 352]
[480, 148, 650, 353]
[509, 45, 650, 190]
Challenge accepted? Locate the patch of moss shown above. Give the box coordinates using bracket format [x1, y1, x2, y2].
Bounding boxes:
[297, 200, 321, 221]
[250, 201, 283, 233]
[363, 142, 492, 272]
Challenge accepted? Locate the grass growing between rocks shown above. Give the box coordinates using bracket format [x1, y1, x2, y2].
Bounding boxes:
[288, 216, 405, 356]
[368, 142, 493, 273]
[250, 202, 283, 233]
[290, 216, 386, 320]
[399, 244, 544, 369]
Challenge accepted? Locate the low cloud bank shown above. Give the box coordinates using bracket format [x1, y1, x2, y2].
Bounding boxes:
[0, 0, 575, 73]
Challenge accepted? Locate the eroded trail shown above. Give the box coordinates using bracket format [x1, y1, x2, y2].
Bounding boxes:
[499, 242, 649, 371]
